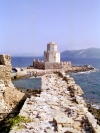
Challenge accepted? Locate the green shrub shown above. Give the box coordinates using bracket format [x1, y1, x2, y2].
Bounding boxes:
[7, 115, 31, 130]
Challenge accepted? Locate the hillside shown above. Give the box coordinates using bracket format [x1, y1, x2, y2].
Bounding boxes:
[12, 53, 42, 57]
[61, 47, 100, 58]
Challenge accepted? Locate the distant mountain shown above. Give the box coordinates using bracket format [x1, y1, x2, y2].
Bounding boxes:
[12, 53, 43, 57]
[61, 48, 100, 58]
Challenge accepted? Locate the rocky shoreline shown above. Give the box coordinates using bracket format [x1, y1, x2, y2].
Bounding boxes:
[12, 65, 95, 79]
[0, 54, 99, 133]
[88, 104, 100, 125]
[9, 72, 100, 133]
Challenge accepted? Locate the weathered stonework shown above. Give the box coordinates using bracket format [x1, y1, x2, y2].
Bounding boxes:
[0, 55, 12, 87]
[0, 55, 13, 115]
[45, 61, 71, 69]
[9, 72, 100, 133]
[0, 79, 6, 113]
[44, 42, 60, 62]
[33, 60, 45, 69]
[0, 55, 25, 121]
[33, 60, 71, 69]
[33, 42, 71, 69]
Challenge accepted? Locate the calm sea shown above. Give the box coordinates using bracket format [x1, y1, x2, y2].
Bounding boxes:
[11, 57, 100, 106]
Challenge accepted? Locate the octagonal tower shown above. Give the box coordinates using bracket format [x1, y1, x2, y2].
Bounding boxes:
[44, 42, 60, 62]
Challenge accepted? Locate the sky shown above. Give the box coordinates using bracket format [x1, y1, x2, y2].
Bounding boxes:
[0, 0, 100, 55]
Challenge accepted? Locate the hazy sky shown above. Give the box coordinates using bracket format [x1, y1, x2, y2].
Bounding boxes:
[0, 0, 100, 55]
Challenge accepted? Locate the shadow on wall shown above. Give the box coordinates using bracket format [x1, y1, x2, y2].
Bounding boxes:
[0, 93, 27, 133]
[0, 61, 2, 65]
[0, 89, 42, 133]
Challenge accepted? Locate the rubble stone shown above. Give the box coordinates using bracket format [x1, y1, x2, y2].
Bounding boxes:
[9, 73, 100, 133]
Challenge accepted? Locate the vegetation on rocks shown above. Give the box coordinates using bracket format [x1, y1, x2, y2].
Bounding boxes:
[7, 115, 32, 130]
[0, 87, 42, 133]
[0, 97, 26, 133]
[0, 115, 32, 133]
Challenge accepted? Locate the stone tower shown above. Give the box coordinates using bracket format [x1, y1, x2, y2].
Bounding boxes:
[44, 42, 60, 62]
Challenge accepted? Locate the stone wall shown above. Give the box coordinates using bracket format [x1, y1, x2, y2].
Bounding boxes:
[9, 72, 100, 133]
[45, 61, 71, 69]
[33, 60, 71, 69]
[45, 62, 62, 69]
[0, 55, 13, 114]
[0, 54, 25, 122]
[0, 55, 12, 87]
[33, 60, 45, 69]
[61, 61, 71, 69]
[44, 51, 60, 63]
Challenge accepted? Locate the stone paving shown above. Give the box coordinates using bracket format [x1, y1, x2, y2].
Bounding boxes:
[10, 73, 100, 133]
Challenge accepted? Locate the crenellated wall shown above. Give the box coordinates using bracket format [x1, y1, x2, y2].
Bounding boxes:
[33, 60, 45, 69]
[33, 60, 71, 69]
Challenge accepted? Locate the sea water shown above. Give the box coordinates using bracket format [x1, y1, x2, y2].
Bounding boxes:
[11, 57, 100, 106]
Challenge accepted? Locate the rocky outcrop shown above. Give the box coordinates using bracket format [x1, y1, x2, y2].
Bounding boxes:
[10, 72, 100, 133]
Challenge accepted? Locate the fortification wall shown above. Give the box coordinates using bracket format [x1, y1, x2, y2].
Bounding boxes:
[33, 60, 45, 69]
[0, 55, 12, 87]
[0, 55, 13, 114]
[33, 60, 71, 69]
[0, 55, 25, 121]
[61, 61, 71, 69]
[45, 62, 62, 69]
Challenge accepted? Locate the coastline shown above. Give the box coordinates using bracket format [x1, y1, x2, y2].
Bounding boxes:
[0, 54, 99, 132]
[12, 65, 95, 79]
[9, 72, 100, 133]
